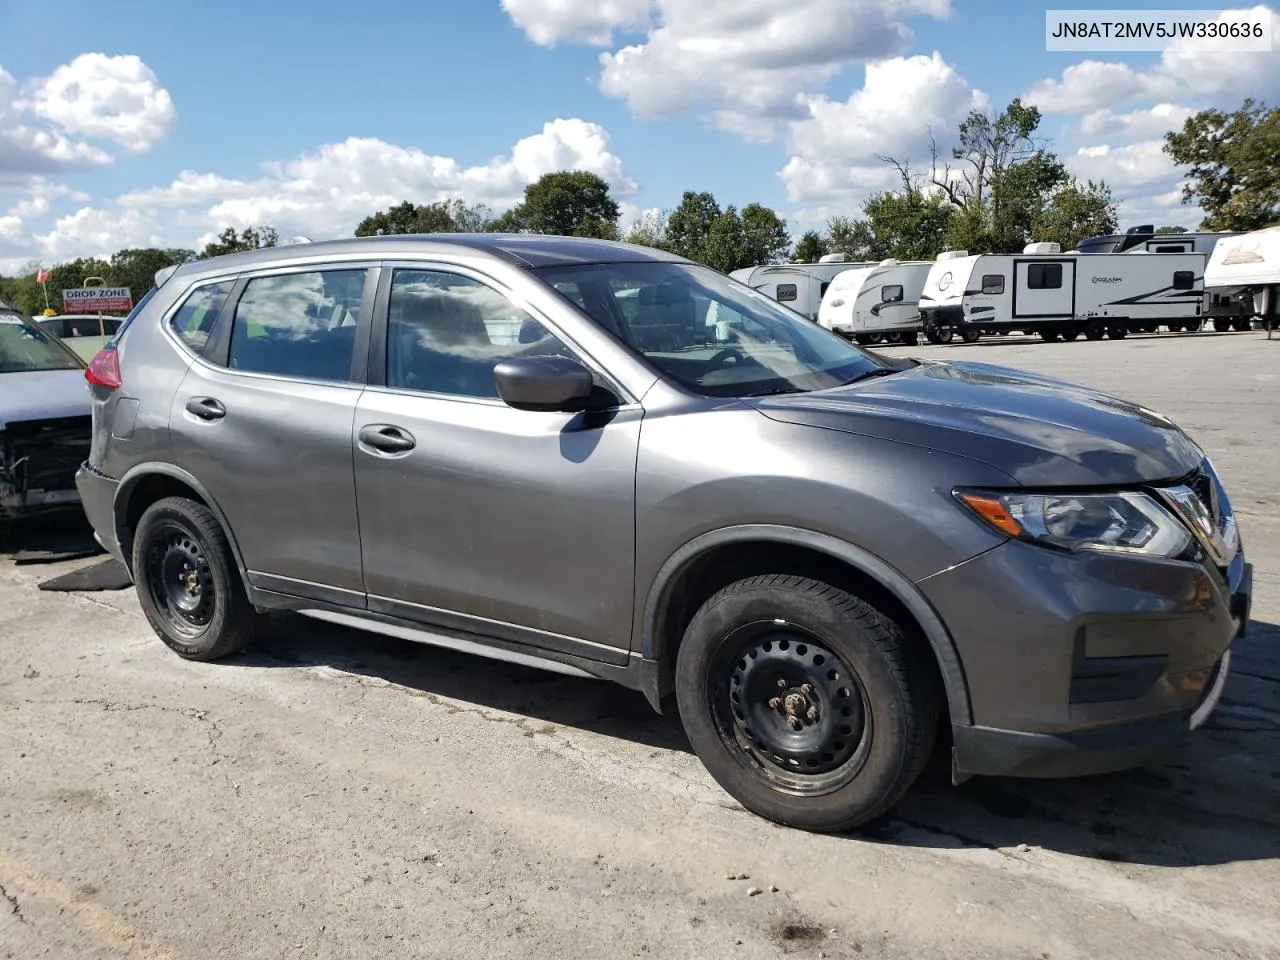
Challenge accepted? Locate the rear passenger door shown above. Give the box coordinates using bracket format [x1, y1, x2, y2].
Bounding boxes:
[168, 264, 378, 607]
[351, 263, 641, 663]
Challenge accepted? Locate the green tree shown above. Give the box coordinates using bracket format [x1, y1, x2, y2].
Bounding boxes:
[623, 209, 670, 249]
[200, 226, 279, 259]
[794, 230, 829, 262]
[1155, 225, 1189, 234]
[354, 199, 494, 236]
[700, 206, 751, 272]
[664, 191, 721, 260]
[1164, 99, 1280, 230]
[861, 189, 956, 260]
[109, 247, 195, 301]
[498, 171, 620, 238]
[739, 203, 791, 265]
[824, 216, 876, 260]
[922, 99, 1070, 253]
[1032, 179, 1118, 250]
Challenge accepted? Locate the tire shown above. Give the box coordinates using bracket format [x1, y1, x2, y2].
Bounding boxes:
[854, 334, 874, 345]
[1061, 328, 1080, 341]
[924, 327, 953, 345]
[1107, 324, 1128, 339]
[1038, 330, 1060, 342]
[1083, 321, 1104, 341]
[961, 327, 981, 343]
[675, 575, 940, 832]
[1167, 322, 1183, 333]
[1184, 319, 1202, 332]
[1213, 319, 1230, 332]
[132, 496, 259, 661]
[900, 331, 919, 347]
[1232, 318, 1251, 332]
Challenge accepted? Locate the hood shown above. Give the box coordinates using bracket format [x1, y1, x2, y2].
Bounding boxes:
[754, 359, 1203, 486]
[0, 369, 91, 428]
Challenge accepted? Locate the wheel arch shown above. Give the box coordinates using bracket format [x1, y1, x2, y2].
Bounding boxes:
[640, 524, 972, 725]
[113, 463, 250, 589]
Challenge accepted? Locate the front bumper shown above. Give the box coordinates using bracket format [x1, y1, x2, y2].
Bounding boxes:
[74, 461, 124, 565]
[920, 532, 1252, 779]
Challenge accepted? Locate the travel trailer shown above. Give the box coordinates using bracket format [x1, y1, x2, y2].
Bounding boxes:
[730, 254, 875, 321]
[1205, 225, 1280, 334]
[918, 242, 1207, 343]
[816, 259, 932, 345]
[1077, 226, 1251, 330]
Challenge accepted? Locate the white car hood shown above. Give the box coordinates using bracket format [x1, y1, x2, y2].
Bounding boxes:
[0, 369, 91, 428]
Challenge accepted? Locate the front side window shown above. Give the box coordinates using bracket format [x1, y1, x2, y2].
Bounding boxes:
[981, 274, 1005, 295]
[1027, 263, 1063, 289]
[881, 284, 904, 303]
[536, 262, 885, 398]
[0, 311, 82, 373]
[776, 283, 798, 302]
[170, 280, 234, 354]
[229, 270, 366, 381]
[387, 269, 576, 399]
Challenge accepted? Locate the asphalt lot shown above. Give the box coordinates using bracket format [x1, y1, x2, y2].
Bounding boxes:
[1, 328, 1277, 960]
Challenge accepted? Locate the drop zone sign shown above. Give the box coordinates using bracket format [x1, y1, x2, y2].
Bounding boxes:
[62, 286, 133, 313]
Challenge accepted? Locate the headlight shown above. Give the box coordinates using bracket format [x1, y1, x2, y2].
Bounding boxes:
[955, 489, 1193, 558]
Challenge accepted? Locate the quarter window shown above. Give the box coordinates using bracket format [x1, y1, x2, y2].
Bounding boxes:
[228, 270, 366, 381]
[881, 284, 904, 303]
[169, 281, 234, 355]
[1027, 263, 1063, 290]
[386, 269, 577, 399]
[1173, 270, 1195, 291]
[981, 274, 1005, 295]
[776, 283, 798, 302]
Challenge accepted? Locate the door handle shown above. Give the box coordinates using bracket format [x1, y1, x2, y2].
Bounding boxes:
[185, 397, 226, 421]
[358, 424, 416, 454]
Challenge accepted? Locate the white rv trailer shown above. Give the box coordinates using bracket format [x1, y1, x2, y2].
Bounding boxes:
[816, 259, 932, 345]
[1205, 226, 1280, 335]
[918, 242, 1207, 343]
[1077, 227, 1251, 330]
[730, 254, 875, 322]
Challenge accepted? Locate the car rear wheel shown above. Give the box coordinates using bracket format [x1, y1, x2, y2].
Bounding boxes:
[675, 575, 939, 832]
[132, 496, 260, 661]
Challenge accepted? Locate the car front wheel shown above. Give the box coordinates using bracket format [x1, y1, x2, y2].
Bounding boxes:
[675, 575, 939, 832]
[132, 496, 260, 661]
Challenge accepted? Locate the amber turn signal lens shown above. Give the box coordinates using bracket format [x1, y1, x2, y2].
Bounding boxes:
[955, 492, 1024, 537]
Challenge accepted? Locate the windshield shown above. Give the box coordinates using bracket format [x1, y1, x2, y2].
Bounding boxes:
[535, 262, 884, 397]
[0, 311, 82, 374]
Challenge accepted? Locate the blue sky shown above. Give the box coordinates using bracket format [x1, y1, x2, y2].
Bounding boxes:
[1, 0, 1277, 272]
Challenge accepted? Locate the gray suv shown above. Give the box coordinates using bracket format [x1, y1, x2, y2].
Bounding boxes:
[76, 235, 1252, 832]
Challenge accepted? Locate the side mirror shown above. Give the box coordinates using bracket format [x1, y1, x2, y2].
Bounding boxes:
[494, 355, 597, 412]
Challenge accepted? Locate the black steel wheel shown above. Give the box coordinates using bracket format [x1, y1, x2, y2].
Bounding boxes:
[132, 496, 259, 661]
[712, 624, 871, 794]
[675, 575, 940, 832]
[924, 326, 953, 344]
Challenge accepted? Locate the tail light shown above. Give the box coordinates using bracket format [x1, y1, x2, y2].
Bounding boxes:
[85, 345, 122, 389]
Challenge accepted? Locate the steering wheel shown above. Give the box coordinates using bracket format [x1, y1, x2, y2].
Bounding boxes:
[706, 347, 744, 371]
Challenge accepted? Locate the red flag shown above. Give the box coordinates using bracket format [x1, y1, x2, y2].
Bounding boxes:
[36, 267, 48, 284]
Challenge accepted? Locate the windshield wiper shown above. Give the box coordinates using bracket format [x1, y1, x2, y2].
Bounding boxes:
[841, 367, 898, 386]
[741, 385, 804, 397]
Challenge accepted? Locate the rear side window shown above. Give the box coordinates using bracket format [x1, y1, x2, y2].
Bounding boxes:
[981, 274, 1005, 295]
[169, 281, 234, 354]
[229, 269, 366, 382]
[881, 284, 904, 303]
[1173, 270, 1195, 290]
[1027, 263, 1063, 289]
[776, 283, 798, 302]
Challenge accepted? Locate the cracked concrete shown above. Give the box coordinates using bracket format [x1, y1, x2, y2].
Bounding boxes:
[1, 330, 1277, 959]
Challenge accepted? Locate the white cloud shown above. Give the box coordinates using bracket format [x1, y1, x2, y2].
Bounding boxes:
[779, 52, 987, 202]
[502, 0, 651, 45]
[28, 54, 175, 153]
[1069, 140, 1178, 191]
[503, 0, 952, 134]
[0, 54, 173, 181]
[1079, 103, 1196, 138]
[35, 118, 634, 264]
[1026, 6, 1280, 114]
